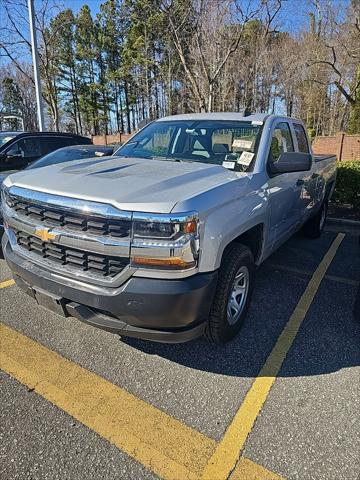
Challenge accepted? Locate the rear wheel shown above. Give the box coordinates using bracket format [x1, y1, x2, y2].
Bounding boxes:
[205, 243, 255, 344]
[303, 199, 328, 239]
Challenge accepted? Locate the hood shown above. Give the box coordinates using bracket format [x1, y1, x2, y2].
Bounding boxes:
[0, 170, 18, 187]
[6, 156, 237, 213]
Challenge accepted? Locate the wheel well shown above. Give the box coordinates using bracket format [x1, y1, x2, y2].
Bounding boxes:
[229, 224, 264, 263]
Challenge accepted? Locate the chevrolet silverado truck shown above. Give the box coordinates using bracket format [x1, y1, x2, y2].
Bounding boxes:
[1, 114, 336, 343]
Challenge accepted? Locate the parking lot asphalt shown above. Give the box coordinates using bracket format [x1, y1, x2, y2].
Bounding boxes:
[1, 229, 359, 480]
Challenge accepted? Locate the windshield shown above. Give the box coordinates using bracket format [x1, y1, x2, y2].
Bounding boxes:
[0, 133, 18, 147]
[29, 147, 112, 169]
[116, 120, 262, 171]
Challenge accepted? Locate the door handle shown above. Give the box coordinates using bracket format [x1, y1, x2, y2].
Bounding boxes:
[296, 179, 305, 187]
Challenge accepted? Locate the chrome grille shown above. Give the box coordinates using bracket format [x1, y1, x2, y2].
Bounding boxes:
[3, 186, 133, 284]
[6, 193, 131, 238]
[14, 229, 129, 278]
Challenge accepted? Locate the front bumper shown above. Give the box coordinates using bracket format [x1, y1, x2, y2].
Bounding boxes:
[3, 237, 217, 343]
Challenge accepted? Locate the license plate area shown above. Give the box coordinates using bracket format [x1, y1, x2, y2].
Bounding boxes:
[34, 288, 68, 317]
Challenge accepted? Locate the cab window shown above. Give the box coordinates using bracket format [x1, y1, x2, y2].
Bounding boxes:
[269, 122, 294, 164]
[293, 124, 309, 153]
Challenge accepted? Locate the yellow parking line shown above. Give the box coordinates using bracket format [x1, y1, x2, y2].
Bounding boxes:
[230, 457, 284, 480]
[201, 233, 345, 480]
[0, 323, 216, 480]
[0, 279, 15, 289]
[0, 321, 285, 480]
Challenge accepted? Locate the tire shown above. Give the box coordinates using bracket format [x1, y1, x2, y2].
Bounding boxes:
[205, 243, 255, 344]
[302, 199, 328, 239]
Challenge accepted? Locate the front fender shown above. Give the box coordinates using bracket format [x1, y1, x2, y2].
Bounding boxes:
[200, 194, 268, 271]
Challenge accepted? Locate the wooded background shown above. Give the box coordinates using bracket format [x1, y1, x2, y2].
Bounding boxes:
[0, 0, 359, 137]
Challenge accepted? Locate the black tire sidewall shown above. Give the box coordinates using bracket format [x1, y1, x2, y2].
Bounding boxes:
[207, 245, 255, 343]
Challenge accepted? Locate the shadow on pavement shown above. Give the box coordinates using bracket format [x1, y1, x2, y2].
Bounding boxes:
[124, 232, 360, 379]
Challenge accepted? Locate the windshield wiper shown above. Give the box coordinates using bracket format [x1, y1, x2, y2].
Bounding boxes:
[116, 154, 194, 163]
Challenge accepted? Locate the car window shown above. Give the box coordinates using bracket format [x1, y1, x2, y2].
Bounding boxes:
[40, 137, 72, 156]
[269, 122, 294, 163]
[293, 123, 309, 153]
[8, 137, 42, 158]
[117, 120, 262, 170]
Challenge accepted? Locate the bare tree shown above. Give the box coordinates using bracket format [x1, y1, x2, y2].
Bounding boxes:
[163, 0, 259, 111]
[306, 0, 360, 108]
[0, 63, 38, 130]
[0, 0, 64, 130]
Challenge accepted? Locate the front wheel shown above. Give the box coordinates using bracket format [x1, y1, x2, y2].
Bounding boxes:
[205, 243, 255, 344]
[303, 199, 328, 239]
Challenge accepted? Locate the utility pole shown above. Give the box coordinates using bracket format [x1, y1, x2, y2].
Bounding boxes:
[28, 0, 45, 131]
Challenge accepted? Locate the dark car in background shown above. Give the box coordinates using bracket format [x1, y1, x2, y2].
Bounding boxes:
[0, 143, 113, 242]
[27, 144, 115, 170]
[0, 132, 91, 174]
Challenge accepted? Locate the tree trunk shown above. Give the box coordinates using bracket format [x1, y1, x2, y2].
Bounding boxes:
[124, 80, 131, 134]
[207, 82, 213, 112]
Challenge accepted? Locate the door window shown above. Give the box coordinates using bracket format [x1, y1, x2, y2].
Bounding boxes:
[9, 137, 42, 159]
[269, 122, 294, 164]
[293, 124, 309, 153]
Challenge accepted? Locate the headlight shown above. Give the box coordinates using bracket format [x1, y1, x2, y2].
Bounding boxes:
[130, 212, 199, 270]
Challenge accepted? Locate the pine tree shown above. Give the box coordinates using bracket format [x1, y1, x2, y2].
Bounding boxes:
[49, 9, 83, 133]
[75, 5, 102, 135]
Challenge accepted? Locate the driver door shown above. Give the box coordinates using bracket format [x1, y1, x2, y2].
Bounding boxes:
[267, 121, 304, 250]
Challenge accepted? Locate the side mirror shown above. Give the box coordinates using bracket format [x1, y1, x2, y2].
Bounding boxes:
[5, 148, 22, 161]
[269, 152, 312, 175]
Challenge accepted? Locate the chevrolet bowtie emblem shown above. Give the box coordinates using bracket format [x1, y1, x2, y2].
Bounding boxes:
[34, 227, 57, 242]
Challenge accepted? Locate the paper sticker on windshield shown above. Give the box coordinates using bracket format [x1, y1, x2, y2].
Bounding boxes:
[237, 151, 254, 166]
[251, 120, 263, 126]
[222, 161, 236, 170]
[232, 139, 253, 150]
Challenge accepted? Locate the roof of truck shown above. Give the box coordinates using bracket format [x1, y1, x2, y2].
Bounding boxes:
[157, 112, 271, 122]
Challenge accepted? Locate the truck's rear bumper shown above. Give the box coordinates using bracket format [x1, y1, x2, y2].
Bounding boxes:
[3, 237, 217, 343]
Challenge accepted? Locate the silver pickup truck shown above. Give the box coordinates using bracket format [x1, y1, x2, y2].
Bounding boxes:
[1, 113, 336, 343]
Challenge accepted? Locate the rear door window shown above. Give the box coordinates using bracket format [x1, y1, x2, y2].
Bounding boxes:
[293, 124, 309, 153]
